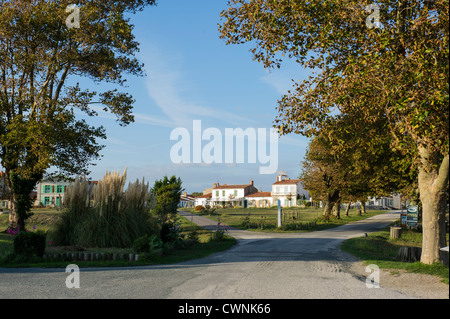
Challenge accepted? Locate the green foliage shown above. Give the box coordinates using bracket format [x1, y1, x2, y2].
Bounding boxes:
[212, 218, 229, 241]
[133, 234, 163, 254]
[241, 215, 252, 229]
[186, 230, 199, 243]
[13, 230, 47, 258]
[50, 170, 158, 248]
[0, 0, 157, 230]
[160, 220, 182, 244]
[152, 175, 183, 223]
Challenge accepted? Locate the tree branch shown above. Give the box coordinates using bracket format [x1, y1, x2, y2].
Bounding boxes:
[433, 154, 449, 191]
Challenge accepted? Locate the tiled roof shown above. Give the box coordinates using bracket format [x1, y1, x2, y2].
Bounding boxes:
[212, 184, 252, 189]
[272, 179, 300, 185]
[195, 193, 212, 198]
[246, 191, 272, 198]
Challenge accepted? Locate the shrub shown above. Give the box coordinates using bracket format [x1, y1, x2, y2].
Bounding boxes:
[13, 230, 46, 257]
[213, 218, 229, 241]
[186, 229, 199, 243]
[160, 221, 182, 243]
[194, 205, 205, 212]
[133, 234, 163, 253]
[241, 216, 251, 228]
[50, 169, 158, 248]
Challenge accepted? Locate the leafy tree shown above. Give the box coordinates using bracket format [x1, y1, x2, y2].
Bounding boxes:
[300, 136, 345, 219]
[0, 0, 156, 230]
[219, 0, 448, 264]
[152, 175, 184, 224]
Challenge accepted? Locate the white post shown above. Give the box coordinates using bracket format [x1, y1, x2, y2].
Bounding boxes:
[277, 199, 282, 227]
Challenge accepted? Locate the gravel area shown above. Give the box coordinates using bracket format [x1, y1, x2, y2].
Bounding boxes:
[349, 261, 449, 299]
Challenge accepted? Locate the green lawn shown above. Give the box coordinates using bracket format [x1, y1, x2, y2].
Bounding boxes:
[341, 228, 449, 284]
[182, 206, 387, 232]
[0, 208, 236, 268]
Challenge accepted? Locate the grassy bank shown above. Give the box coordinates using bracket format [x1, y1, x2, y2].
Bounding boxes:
[182, 206, 387, 232]
[0, 208, 235, 268]
[341, 227, 449, 284]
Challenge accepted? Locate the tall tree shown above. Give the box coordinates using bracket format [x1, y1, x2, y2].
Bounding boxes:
[152, 175, 184, 224]
[219, 0, 448, 264]
[300, 135, 346, 219]
[0, 0, 157, 230]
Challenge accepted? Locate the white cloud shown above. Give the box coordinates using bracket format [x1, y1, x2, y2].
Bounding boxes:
[142, 45, 251, 129]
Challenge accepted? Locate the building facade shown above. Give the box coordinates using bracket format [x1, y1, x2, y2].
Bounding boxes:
[210, 180, 258, 207]
[35, 179, 71, 207]
[246, 191, 273, 208]
[271, 174, 302, 207]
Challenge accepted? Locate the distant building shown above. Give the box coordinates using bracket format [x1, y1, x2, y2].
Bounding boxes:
[246, 191, 273, 208]
[211, 180, 258, 207]
[271, 173, 303, 207]
[35, 178, 72, 207]
[179, 192, 196, 208]
[36, 177, 97, 207]
[194, 193, 212, 207]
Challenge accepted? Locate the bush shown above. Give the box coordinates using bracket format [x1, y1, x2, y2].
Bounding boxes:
[50, 170, 158, 248]
[194, 205, 205, 212]
[160, 221, 182, 243]
[133, 234, 163, 253]
[13, 230, 46, 258]
[186, 230, 199, 243]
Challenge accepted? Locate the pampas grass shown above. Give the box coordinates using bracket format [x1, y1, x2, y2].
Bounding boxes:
[50, 168, 158, 248]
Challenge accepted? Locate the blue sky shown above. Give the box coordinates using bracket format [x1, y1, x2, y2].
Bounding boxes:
[82, 0, 311, 194]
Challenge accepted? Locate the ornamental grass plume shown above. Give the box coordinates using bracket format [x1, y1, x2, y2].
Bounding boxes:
[50, 168, 157, 248]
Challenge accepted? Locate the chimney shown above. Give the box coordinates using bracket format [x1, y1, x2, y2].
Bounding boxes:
[183, 191, 187, 197]
[250, 179, 254, 186]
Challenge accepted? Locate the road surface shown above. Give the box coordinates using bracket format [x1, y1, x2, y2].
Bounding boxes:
[0, 210, 422, 299]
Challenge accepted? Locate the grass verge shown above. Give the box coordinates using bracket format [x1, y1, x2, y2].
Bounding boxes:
[183, 207, 387, 232]
[340, 227, 449, 284]
[0, 209, 236, 268]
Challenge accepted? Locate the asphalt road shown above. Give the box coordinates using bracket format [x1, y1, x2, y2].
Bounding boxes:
[0, 210, 415, 299]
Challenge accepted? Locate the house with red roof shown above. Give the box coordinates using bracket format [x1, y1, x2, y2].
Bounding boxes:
[271, 173, 302, 207]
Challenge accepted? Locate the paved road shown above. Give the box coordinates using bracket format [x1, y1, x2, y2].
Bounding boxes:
[0, 210, 415, 299]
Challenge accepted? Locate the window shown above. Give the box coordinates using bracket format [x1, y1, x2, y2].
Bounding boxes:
[216, 190, 219, 197]
[290, 186, 295, 193]
[234, 190, 238, 196]
[222, 190, 225, 197]
[44, 185, 52, 193]
[44, 197, 50, 205]
[56, 185, 64, 193]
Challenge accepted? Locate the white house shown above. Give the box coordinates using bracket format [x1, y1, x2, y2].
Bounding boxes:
[179, 192, 196, 208]
[246, 191, 273, 208]
[271, 173, 302, 207]
[211, 180, 258, 207]
[36, 178, 72, 207]
[194, 193, 212, 207]
[36, 177, 97, 207]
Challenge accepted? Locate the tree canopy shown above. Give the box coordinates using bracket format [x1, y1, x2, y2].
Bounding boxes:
[219, 0, 448, 264]
[0, 0, 157, 230]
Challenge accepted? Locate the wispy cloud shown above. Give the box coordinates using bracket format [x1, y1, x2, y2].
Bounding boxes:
[141, 45, 251, 129]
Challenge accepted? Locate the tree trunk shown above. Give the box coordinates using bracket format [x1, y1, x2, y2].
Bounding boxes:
[418, 149, 448, 265]
[344, 202, 351, 216]
[361, 201, 366, 214]
[332, 199, 341, 219]
[324, 190, 339, 217]
[323, 200, 332, 217]
[8, 197, 17, 229]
